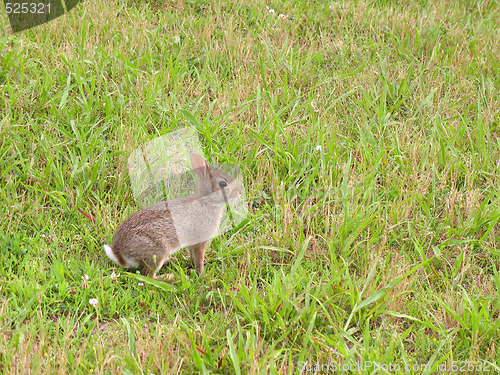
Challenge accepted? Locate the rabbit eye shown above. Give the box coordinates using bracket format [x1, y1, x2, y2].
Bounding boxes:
[219, 181, 227, 188]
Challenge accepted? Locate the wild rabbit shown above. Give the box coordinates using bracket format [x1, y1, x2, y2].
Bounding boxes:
[104, 150, 243, 278]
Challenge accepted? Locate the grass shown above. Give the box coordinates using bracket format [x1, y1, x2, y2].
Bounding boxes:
[0, 0, 500, 373]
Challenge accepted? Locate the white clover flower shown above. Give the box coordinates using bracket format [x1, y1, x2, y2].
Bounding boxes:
[81, 274, 90, 289]
[89, 298, 99, 308]
[315, 145, 322, 152]
[138, 282, 144, 286]
[110, 270, 121, 283]
[266, 6, 275, 14]
[174, 35, 181, 44]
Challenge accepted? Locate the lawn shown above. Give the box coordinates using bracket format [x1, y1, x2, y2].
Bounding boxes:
[1, 0, 500, 373]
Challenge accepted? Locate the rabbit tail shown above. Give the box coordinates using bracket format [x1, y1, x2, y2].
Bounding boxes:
[104, 244, 126, 267]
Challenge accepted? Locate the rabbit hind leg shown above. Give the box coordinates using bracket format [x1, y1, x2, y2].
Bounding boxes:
[155, 247, 182, 281]
[141, 253, 168, 278]
[159, 243, 181, 265]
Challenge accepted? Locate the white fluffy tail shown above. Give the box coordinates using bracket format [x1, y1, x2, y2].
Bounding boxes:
[104, 244, 120, 265]
[104, 244, 139, 268]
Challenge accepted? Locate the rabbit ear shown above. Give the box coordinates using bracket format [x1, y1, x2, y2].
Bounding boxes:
[190, 150, 209, 177]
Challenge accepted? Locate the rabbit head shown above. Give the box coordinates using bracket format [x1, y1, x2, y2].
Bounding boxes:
[190, 150, 243, 204]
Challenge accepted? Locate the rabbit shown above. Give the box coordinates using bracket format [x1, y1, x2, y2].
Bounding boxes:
[104, 150, 243, 279]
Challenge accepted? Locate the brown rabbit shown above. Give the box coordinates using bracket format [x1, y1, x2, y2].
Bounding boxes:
[104, 150, 243, 278]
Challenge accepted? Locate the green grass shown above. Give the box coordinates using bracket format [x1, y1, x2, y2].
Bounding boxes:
[1, 0, 500, 373]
